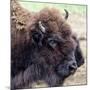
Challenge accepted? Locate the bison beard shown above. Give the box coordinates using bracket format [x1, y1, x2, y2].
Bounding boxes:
[11, 8, 84, 89]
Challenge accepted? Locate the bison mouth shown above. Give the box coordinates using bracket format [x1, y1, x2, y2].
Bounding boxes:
[55, 61, 77, 78]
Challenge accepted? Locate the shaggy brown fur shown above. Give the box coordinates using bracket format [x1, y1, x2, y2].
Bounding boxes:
[11, 2, 84, 90]
[11, 0, 31, 30]
[11, 0, 32, 48]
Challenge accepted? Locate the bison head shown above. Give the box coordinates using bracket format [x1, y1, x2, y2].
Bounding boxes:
[29, 19, 84, 79]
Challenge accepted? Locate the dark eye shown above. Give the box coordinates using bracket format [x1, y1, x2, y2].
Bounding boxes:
[48, 40, 58, 49]
[47, 34, 65, 49]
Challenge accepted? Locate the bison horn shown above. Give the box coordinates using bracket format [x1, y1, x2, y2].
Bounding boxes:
[64, 9, 69, 20]
[38, 21, 46, 33]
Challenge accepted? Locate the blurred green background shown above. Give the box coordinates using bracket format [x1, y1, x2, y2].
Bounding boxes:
[18, 0, 86, 14]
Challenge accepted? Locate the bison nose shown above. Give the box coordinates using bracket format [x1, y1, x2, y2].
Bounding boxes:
[68, 61, 77, 74]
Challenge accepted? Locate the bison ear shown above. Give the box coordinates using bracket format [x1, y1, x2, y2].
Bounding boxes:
[31, 31, 44, 47]
[75, 42, 84, 67]
[31, 21, 46, 47]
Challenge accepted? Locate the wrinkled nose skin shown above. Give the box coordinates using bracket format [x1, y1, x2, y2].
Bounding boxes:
[56, 52, 78, 77]
[56, 60, 77, 78]
[67, 51, 77, 74]
[67, 60, 77, 74]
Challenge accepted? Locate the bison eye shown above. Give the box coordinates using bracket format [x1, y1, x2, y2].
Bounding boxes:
[48, 40, 58, 49]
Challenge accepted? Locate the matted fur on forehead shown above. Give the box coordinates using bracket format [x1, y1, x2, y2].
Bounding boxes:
[26, 8, 72, 39]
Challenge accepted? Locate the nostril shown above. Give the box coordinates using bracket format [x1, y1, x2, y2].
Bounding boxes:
[68, 62, 77, 73]
[72, 63, 77, 68]
[69, 66, 75, 72]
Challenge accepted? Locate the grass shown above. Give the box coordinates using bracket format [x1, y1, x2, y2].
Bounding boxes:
[18, 0, 86, 14]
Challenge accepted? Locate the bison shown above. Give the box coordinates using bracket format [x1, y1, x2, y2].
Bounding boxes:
[11, 8, 84, 89]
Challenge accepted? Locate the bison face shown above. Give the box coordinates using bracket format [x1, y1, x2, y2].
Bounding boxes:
[55, 35, 84, 78]
[30, 21, 84, 79]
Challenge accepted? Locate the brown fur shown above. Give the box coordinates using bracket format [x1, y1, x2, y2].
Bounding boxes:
[11, 0, 32, 48]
